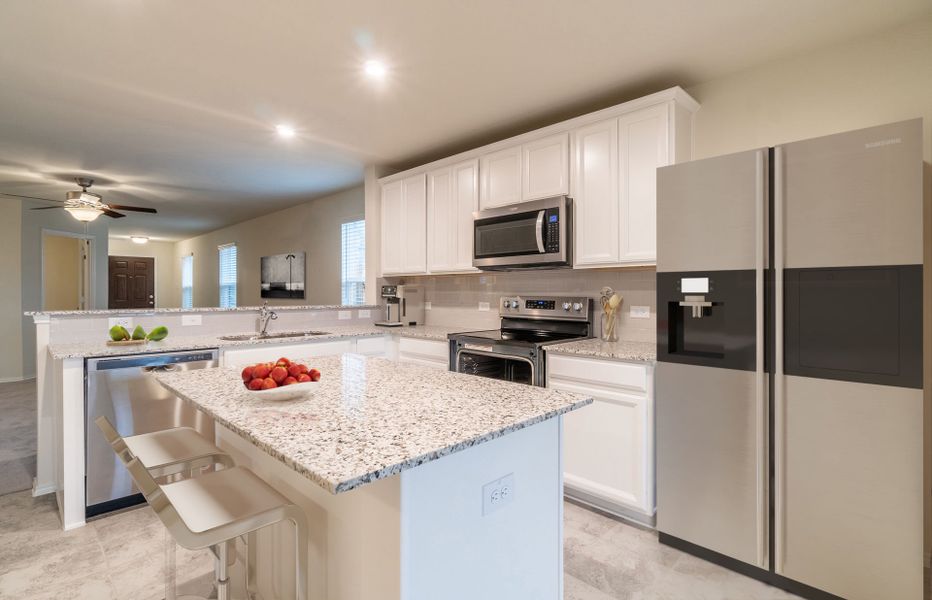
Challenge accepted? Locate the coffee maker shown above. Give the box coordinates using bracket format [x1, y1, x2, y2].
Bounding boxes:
[375, 284, 425, 327]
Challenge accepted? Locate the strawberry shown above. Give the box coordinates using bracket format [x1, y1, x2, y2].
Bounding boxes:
[247, 378, 264, 391]
[261, 377, 278, 390]
[270, 366, 288, 384]
[241, 366, 254, 382]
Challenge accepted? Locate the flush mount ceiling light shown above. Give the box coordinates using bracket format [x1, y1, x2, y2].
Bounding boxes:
[275, 124, 296, 139]
[363, 59, 388, 80]
[130, 235, 149, 245]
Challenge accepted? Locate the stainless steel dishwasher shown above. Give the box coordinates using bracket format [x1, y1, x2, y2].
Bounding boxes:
[85, 349, 219, 517]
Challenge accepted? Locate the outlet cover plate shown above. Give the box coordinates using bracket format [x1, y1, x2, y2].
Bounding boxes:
[482, 473, 515, 516]
[338, 310, 352, 320]
[357, 309, 371, 318]
[424, 302, 432, 310]
[108, 317, 133, 329]
[630, 306, 651, 319]
[181, 314, 202, 326]
[478, 302, 490, 312]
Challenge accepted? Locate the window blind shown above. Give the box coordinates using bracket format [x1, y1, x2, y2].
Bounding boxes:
[341, 220, 365, 305]
[218, 243, 237, 308]
[181, 254, 194, 309]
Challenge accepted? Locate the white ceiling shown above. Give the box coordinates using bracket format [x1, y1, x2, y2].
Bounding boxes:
[1, 0, 928, 240]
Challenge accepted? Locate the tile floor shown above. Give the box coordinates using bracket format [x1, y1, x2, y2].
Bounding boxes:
[0, 379, 36, 496]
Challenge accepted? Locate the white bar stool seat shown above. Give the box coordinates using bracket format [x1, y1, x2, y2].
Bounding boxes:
[122, 426, 234, 479]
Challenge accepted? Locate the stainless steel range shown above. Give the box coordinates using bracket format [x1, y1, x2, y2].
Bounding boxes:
[449, 296, 592, 386]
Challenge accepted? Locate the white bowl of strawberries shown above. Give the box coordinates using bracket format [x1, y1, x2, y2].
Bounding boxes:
[241, 357, 321, 401]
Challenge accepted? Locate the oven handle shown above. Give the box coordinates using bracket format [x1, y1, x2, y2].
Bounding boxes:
[535, 210, 545, 253]
[455, 348, 537, 383]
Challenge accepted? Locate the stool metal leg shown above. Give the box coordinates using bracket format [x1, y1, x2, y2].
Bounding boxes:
[216, 542, 229, 600]
[245, 531, 259, 600]
[165, 528, 177, 600]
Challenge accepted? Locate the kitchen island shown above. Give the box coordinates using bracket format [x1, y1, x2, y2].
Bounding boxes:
[153, 353, 591, 600]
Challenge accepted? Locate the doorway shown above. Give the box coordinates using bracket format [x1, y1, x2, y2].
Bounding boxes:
[108, 256, 155, 309]
[41, 231, 92, 311]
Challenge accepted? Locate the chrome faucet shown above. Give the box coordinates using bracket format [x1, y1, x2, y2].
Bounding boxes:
[258, 301, 278, 336]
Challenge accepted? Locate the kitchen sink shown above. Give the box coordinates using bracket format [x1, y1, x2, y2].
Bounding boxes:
[218, 331, 330, 342]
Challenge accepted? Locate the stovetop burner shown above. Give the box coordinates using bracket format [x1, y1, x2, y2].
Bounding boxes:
[454, 328, 587, 347]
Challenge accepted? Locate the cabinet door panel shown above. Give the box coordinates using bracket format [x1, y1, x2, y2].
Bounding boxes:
[427, 167, 454, 272]
[523, 133, 569, 200]
[480, 145, 522, 209]
[452, 159, 479, 271]
[402, 173, 427, 273]
[619, 104, 670, 263]
[380, 180, 404, 275]
[552, 377, 647, 510]
[573, 119, 620, 265]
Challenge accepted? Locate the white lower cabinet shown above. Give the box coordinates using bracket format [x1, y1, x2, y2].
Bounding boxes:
[397, 337, 450, 370]
[222, 339, 356, 367]
[547, 353, 655, 523]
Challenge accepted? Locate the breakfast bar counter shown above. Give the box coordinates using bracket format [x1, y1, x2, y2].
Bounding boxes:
[154, 354, 591, 600]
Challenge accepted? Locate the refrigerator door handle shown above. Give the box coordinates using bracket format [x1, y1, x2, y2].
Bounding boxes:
[773, 145, 786, 574]
[754, 149, 767, 568]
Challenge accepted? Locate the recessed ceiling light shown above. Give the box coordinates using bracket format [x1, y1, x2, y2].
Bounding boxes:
[363, 59, 388, 79]
[130, 235, 149, 245]
[275, 124, 296, 138]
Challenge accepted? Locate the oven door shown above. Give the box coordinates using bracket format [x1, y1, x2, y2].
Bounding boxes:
[473, 196, 570, 269]
[455, 347, 537, 386]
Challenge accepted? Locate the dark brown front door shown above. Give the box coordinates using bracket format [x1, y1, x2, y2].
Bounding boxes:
[108, 256, 155, 309]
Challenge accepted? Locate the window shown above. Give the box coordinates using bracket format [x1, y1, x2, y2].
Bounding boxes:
[181, 254, 194, 309]
[218, 243, 237, 308]
[341, 220, 365, 305]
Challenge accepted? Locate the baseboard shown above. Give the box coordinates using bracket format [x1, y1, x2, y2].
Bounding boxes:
[32, 478, 56, 497]
[0, 375, 34, 384]
[564, 487, 655, 528]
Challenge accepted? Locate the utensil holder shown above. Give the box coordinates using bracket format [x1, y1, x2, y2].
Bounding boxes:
[601, 311, 618, 342]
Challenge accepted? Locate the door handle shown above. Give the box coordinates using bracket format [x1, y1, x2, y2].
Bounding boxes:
[535, 210, 545, 253]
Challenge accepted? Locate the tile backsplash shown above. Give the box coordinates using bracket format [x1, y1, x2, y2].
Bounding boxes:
[387, 267, 656, 342]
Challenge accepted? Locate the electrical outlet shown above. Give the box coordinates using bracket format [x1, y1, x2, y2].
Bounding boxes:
[424, 302, 432, 310]
[482, 473, 515, 516]
[630, 306, 651, 319]
[478, 302, 490, 312]
[357, 309, 371, 318]
[108, 316, 133, 329]
[338, 310, 352, 320]
[181, 314, 202, 326]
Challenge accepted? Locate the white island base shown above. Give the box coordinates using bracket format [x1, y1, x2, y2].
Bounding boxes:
[216, 417, 564, 600]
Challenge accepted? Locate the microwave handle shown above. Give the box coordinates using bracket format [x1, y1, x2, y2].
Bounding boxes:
[535, 210, 545, 253]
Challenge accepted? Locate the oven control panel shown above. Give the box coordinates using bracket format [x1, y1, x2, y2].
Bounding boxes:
[500, 296, 591, 320]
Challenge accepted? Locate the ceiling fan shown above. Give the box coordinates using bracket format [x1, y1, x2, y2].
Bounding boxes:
[0, 177, 158, 222]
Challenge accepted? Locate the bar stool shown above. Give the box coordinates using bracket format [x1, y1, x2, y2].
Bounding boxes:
[96, 417, 308, 600]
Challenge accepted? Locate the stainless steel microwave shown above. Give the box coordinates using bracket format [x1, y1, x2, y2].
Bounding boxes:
[472, 196, 572, 270]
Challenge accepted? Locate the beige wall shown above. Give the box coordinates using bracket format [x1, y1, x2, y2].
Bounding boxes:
[108, 238, 179, 309]
[686, 16, 932, 162]
[0, 200, 23, 382]
[174, 186, 365, 307]
[42, 234, 81, 311]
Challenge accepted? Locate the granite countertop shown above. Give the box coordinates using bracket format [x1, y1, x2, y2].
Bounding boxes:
[153, 354, 592, 494]
[545, 338, 656, 362]
[47, 324, 469, 359]
[26, 304, 380, 318]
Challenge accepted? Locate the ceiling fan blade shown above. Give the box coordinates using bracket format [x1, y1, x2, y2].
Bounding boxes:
[106, 204, 157, 214]
[102, 209, 126, 218]
[29, 206, 62, 210]
[1, 192, 64, 203]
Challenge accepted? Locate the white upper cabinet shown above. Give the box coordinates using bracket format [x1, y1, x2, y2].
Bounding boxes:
[573, 119, 620, 265]
[479, 145, 522, 209]
[401, 173, 427, 273]
[427, 159, 478, 273]
[522, 132, 569, 200]
[378, 87, 697, 274]
[574, 100, 688, 267]
[618, 104, 670, 263]
[381, 174, 427, 276]
[380, 180, 404, 275]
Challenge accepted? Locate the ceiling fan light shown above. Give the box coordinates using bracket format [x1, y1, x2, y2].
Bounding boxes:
[65, 205, 103, 222]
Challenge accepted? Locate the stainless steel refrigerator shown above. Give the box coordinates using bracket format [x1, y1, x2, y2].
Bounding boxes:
[655, 119, 924, 600]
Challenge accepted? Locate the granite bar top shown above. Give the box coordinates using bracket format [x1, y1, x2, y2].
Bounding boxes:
[47, 324, 469, 359]
[545, 339, 656, 362]
[27, 304, 380, 318]
[154, 354, 592, 494]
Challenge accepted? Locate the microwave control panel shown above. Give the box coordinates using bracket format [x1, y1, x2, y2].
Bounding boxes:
[545, 208, 560, 253]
